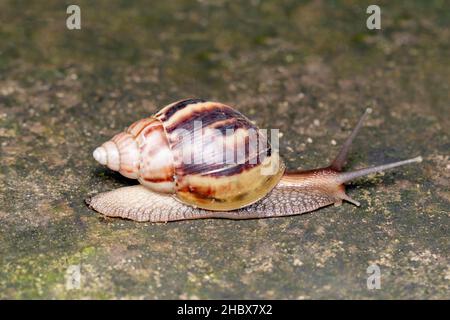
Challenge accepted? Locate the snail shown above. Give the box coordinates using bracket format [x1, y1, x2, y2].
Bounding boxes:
[86, 98, 422, 222]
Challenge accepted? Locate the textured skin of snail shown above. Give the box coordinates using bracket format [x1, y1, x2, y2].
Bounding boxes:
[88, 99, 422, 222]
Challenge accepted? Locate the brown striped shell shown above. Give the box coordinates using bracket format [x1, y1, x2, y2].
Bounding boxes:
[93, 99, 285, 211]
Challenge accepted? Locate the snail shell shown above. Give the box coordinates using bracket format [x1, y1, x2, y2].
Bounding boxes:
[93, 99, 285, 211]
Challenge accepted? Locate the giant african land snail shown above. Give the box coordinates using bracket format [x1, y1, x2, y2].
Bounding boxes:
[87, 99, 422, 222]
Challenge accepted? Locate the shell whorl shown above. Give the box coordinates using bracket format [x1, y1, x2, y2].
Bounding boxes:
[133, 118, 175, 193]
[154, 99, 285, 210]
[93, 132, 140, 179]
[94, 117, 175, 192]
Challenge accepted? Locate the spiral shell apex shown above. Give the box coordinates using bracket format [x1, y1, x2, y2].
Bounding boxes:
[93, 99, 285, 211]
[93, 131, 140, 179]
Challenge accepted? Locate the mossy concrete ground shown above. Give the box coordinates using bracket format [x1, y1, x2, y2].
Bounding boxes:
[0, 1, 449, 299]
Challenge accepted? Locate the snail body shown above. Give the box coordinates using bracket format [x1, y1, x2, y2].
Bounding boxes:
[88, 99, 422, 222]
